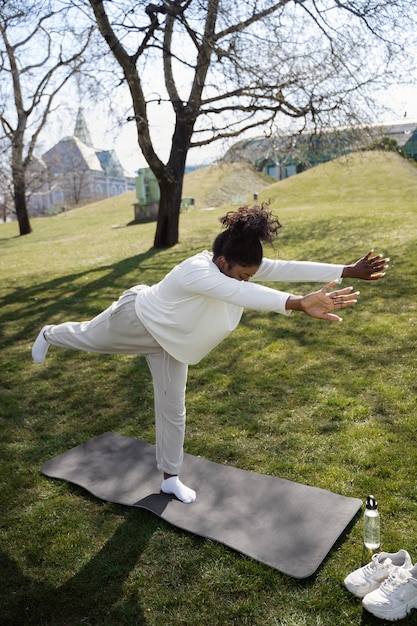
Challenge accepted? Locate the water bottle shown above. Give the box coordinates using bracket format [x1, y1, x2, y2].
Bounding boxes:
[364, 495, 380, 550]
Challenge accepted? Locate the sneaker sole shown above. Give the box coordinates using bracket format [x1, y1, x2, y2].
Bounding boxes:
[363, 596, 417, 621]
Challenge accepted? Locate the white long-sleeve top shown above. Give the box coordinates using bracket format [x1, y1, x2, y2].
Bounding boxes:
[135, 250, 344, 364]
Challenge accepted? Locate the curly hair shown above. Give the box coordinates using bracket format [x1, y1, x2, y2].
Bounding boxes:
[212, 204, 281, 267]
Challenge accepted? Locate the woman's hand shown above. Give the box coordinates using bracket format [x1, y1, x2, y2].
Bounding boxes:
[342, 250, 389, 280]
[286, 281, 360, 322]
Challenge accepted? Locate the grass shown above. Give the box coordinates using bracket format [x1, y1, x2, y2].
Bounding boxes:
[1, 151, 417, 625]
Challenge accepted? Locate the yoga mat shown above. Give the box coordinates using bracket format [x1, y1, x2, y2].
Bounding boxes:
[41, 432, 361, 578]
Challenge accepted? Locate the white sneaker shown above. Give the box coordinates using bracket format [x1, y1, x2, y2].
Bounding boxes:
[362, 563, 417, 621]
[32, 325, 52, 364]
[344, 550, 412, 598]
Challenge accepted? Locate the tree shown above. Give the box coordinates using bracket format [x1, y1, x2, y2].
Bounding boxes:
[367, 136, 400, 153]
[0, 140, 14, 222]
[85, 0, 415, 248]
[0, 0, 93, 235]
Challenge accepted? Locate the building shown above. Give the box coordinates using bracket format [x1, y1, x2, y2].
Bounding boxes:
[28, 109, 136, 214]
[222, 121, 417, 181]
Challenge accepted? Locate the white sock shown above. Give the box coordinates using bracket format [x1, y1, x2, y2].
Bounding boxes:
[161, 476, 196, 504]
[32, 325, 52, 364]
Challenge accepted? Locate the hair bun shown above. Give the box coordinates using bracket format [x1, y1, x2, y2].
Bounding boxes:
[220, 204, 281, 244]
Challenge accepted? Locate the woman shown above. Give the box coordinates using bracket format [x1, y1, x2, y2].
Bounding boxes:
[32, 205, 388, 503]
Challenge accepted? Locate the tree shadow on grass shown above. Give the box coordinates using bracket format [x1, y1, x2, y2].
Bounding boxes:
[0, 246, 176, 625]
[0, 246, 170, 350]
[1, 247, 167, 472]
[1, 506, 156, 626]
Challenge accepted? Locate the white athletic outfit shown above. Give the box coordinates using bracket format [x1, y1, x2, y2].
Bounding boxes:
[44, 250, 344, 474]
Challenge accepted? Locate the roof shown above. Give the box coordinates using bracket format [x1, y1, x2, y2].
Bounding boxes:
[380, 122, 417, 147]
[96, 150, 125, 177]
[43, 136, 104, 173]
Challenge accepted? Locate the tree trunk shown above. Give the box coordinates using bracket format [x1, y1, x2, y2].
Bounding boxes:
[153, 174, 183, 248]
[13, 164, 32, 235]
[152, 116, 193, 248]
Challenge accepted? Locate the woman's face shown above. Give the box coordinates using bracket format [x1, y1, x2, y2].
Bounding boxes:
[215, 256, 259, 281]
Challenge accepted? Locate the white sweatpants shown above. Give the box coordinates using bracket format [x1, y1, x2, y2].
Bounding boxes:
[44, 287, 188, 475]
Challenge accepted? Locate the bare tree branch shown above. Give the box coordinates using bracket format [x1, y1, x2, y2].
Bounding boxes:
[0, 1, 97, 235]
[80, 0, 416, 247]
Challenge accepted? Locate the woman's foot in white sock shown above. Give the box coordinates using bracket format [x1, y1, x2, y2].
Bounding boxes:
[161, 476, 196, 504]
[32, 325, 52, 363]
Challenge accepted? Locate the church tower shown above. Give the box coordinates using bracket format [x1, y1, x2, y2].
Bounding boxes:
[74, 108, 94, 147]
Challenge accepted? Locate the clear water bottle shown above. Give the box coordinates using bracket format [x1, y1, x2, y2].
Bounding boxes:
[364, 495, 380, 550]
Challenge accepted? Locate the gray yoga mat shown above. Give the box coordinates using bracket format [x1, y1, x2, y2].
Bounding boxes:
[41, 432, 361, 578]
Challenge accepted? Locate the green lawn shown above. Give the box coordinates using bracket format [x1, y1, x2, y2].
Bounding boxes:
[1, 151, 417, 625]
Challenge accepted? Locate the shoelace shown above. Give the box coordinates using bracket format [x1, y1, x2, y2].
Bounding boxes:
[378, 572, 409, 598]
[363, 555, 392, 579]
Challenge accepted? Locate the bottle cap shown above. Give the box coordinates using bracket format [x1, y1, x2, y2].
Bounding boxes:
[366, 495, 378, 510]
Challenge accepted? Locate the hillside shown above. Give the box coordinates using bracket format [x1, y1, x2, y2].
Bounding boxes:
[182, 151, 417, 215]
[12, 152, 416, 233]
[182, 161, 273, 209]
[256, 151, 417, 212]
